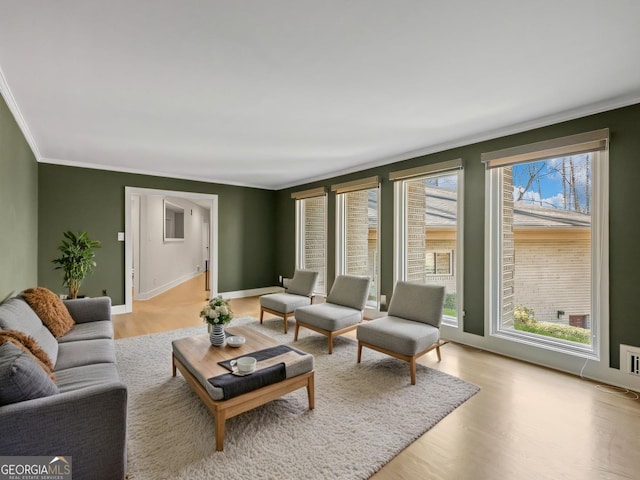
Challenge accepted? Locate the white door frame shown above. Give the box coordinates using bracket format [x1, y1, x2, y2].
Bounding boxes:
[123, 186, 218, 313]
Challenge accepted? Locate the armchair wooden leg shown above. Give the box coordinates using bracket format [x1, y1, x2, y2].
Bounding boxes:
[283, 313, 288, 334]
[410, 357, 416, 385]
[436, 344, 442, 362]
[259, 308, 264, 324]
[357, 341, 362, 363]
[294, 322, 300, 341]
[328, 335, 333, 354]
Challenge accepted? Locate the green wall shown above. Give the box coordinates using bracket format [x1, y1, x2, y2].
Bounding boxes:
[38, 164, 277, 305]
[276, 103, 640, 368]
[7, 89, 639, 369]
[0, 93, 38, 299]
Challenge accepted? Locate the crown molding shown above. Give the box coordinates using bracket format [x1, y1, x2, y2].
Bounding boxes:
[38, 157, 271, 190]
[0, 66, 41, 160]
[276, 92, 640, 190]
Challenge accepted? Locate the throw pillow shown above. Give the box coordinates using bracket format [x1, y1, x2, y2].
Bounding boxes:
[0, 342, 59, 406]
[22, 287, 75, 338]
[0, 330, 56, 379]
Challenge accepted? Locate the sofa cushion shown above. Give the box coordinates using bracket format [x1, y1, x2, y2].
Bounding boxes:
[54, 363, 121, 393]
[63, 297, 112, 324]
[0, 342, 59, 405]
[54, 339, 116, 371]
[0, 329, 55, 378]
[22, 287, 75, 338]
[0, 297, 59, 365]
[58, 321, 114, 343]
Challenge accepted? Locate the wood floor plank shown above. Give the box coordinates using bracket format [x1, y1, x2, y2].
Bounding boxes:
[113, 277, 640, 479]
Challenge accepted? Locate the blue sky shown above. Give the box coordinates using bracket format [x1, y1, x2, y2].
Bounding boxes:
[512, 154, 591, 212]
[417, 155, 592, 213]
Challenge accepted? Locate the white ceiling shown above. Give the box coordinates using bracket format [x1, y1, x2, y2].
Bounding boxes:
[1, 1, 639, 190]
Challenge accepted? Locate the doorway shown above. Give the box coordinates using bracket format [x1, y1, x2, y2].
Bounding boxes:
[124, 187, 218, 314]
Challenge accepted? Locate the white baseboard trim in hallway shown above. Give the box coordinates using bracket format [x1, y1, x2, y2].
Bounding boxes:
[134, 270, 202, 301]
[111, 285, 284, 314]
[218, 286, 283, 299]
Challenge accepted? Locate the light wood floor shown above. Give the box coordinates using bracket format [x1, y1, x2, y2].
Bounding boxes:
[114, 275, 640, 480]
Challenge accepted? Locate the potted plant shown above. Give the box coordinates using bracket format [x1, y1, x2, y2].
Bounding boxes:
[52, 231, 101, 299]
[200, 296, 234, 346]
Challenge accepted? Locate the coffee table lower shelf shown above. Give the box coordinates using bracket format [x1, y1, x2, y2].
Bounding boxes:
[172, 353, 315, 451]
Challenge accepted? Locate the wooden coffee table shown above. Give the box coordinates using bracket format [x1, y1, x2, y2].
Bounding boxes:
[171, 326, 314, 451]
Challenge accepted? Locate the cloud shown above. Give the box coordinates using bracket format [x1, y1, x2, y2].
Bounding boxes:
[513, 186, 565, 209]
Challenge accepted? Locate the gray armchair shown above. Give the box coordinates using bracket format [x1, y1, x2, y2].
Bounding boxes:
[294, 275, 371, 353]
[356, 282, 445, 385]
[260, 269, 319, 333]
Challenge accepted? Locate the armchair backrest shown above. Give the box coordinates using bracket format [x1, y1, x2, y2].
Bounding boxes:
[327, 275, 371, 311]
[287, 269, 319, 297]
[388, 282, 445, 328]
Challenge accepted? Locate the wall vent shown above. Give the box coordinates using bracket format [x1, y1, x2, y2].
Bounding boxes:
[621, 344, 640, 376]
[629, 352, 640, 376]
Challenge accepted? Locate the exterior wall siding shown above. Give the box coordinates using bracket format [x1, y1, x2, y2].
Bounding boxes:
[345, 190, 370, 276]
[302, 196, 326, 292]
[502, 168, 515, 327]
[514, 236, 591, 324]
[406, 181, 427, 283]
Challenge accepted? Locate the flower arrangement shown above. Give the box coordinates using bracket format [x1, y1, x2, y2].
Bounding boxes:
[200, 296, 234, 326]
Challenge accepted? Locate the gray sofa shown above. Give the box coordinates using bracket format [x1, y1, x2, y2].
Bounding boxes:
[0, 295, 127, 480]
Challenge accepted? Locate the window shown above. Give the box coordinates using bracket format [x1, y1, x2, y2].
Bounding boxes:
[426, 250, 453, 276]
[392, 159, 463, 326]
[293, 188, 327, 294]
[484, 129, 609, 358]
[334, 177, 379, 309]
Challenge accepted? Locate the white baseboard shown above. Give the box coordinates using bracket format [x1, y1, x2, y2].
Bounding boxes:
[217, 286, 283, 299]
[111, 285, 283, 316]
[135, 271, 201, 301]
[111, 304, 127, 315]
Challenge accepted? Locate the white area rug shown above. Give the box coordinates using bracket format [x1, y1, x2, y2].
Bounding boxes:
[117, 317, 479, 480]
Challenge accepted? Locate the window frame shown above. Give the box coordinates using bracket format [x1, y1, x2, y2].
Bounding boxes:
[163, 199, 185, 242]
[392, 162, 464, 328]
[294, 191, 327, 295]
[484, 131, 609, 360]
[333, 179, 380, 310]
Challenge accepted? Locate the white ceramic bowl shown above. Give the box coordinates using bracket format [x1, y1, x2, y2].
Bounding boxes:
[227, 336, 246, 348]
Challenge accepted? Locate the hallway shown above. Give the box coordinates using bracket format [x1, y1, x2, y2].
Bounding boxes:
[113, 274, 257, 339]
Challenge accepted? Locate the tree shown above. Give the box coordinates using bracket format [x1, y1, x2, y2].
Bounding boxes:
[515, 163, 546, 202]
[512, 154, 592, 214]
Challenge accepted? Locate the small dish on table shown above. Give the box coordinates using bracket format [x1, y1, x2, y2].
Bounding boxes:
[226, 336, 246, 348]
